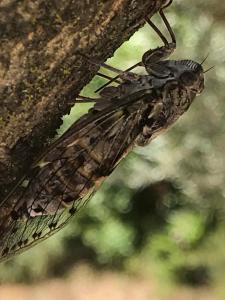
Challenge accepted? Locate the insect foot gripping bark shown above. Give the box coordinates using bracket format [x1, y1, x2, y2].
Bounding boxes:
[0, 3, 205, 262]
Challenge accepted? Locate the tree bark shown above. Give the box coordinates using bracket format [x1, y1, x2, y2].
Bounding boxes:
[0, 0, 166, 199]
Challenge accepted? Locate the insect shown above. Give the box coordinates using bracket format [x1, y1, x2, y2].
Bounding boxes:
[0, 2, 205, 262]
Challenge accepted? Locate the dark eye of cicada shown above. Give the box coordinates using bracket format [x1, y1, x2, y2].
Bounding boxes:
[180, 71, 197, 86]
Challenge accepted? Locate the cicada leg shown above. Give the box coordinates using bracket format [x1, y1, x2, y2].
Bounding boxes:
[142, 8, 176, 76]
[95, 61, 142, 93]
[78, 51, 142, 93]
[78, 51, 124, 75]
[96, 62, 142, 83]
[96, 2, 176, 92]
[80, 2, 176, 91]
[96, 72, 122, 84]
[161, 0, 173, 10]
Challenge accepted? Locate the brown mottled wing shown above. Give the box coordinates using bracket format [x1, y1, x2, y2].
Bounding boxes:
[0, 91, 151, 261]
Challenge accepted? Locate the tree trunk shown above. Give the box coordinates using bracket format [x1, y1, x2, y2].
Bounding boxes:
[0, 0, 166, 199]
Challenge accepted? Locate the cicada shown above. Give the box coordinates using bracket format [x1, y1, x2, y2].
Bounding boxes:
[0, 3, 205, 261]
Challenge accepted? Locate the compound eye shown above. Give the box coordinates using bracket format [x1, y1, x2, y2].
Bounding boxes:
[180, 71, 197, 86]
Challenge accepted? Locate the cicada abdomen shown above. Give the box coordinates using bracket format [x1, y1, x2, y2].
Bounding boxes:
[0, 2, 205, 261]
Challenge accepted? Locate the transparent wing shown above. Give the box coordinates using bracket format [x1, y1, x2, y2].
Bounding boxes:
[0, 92, 150, 261]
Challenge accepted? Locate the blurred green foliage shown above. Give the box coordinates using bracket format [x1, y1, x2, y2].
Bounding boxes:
[1, 0, 225, 293]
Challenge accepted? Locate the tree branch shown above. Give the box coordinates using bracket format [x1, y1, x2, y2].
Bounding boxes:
[0, 0, 166, 198]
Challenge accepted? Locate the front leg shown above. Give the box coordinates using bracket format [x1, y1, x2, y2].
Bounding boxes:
[143, 8, 176, 77]
[96, 3, 176, 93]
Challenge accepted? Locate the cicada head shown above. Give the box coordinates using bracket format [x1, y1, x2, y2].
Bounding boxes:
[167, 60, 205, 97]
[176, 60, 204, 95]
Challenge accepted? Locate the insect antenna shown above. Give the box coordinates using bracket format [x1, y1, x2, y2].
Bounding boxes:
[200, 53, 215, 73]
[200, 53, 210, 66]
[203, 65, 214, 73]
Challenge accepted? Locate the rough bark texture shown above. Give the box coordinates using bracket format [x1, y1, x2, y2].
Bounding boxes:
[0, 0, 166, 199]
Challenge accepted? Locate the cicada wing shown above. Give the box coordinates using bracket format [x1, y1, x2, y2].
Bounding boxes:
[0, 92, 149, 261]
[0, 188, 96, 261]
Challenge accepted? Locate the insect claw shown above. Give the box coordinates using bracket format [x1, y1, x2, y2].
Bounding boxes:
[161, 0, 173, 10]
